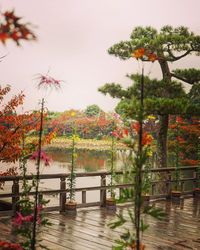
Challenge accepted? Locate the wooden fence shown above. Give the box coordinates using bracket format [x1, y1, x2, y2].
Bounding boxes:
[0, 166, 198, 215]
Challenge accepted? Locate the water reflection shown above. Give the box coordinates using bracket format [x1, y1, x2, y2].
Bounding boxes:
[48, 149, 108, 172]
[41, 148, 127, 174]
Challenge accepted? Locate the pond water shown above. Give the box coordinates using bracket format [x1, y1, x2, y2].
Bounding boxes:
[1, 149, 129, 206]
[44, 148, 125, 173]
[1, 149, 194, 207]
[39, 149, 127, 205]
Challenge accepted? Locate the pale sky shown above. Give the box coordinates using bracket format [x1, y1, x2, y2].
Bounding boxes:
[0, 0, 200, 112]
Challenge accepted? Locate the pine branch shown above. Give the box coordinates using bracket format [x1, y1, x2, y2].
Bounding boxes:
[171, 73, 194, 84]
[167, 46, 192, 62]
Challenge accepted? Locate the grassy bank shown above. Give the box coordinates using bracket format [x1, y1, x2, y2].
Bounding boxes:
[44, 137, 128, 151]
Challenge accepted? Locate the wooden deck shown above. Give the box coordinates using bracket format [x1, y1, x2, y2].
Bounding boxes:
[0, 198, 200, 250]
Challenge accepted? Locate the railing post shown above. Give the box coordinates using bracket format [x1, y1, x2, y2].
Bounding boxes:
[82, 190, 86, 204]
[59, 176, 66, 213]
[12, 179, 19, 216]
[38, 193, 43, 203]
[119, 187, 124, 199]
[151, 183, 156, 196]
[100, 174, 106, 207]
[166, 172, 172, 199]
[193, 170, 197, 189]
[181, 181, 184, 193]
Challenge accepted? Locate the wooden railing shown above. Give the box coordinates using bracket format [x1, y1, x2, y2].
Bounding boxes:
[0, 166, 198, 214]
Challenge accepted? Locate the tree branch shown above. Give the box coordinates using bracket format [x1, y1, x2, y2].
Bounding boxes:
[171, 73, 197, 84]
[167, 47, 193, 62]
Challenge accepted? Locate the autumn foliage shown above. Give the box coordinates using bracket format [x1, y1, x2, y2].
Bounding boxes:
[0, 85, 24, 162]
[168, 116, 200, 166]
[111, 121, 153, 148]
[47, 110, 116, 139]
[0, 10, 36, 45]
[0, 85, 40, 163]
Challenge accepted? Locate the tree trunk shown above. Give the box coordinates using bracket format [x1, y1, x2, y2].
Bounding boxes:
[157, 57, 171, 168]
[157, 114, 169, 168]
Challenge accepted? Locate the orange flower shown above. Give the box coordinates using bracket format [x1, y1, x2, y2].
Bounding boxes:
[131, 122, 140, 133]
[132, 48, 145, 59]
[123, 128, 129, 136]
[176, 116, 183, 123]
[142, 133, 153, 146]
[132, 48, 158, 62]
[147, 53, 158, 62]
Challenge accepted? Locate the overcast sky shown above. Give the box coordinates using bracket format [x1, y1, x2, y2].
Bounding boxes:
[1, 0, 200, 112]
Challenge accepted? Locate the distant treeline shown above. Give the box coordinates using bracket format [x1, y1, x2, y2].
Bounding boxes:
[46, 105, 118, 139]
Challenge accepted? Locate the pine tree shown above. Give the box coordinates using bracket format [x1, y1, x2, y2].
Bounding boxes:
[100, 26, 200, 168]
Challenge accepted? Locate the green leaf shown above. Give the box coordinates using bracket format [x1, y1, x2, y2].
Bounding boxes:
[120, 230, 131, 241]
[140, 219, 149, 232]
[127, 209, 135, 224]
[143, 205, 166, 220]
[107, 213, 127, 229]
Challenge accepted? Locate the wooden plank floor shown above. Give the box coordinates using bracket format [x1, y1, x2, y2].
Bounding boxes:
[0, 198, 200, 249]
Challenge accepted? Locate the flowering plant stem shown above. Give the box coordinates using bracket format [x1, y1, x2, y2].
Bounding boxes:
[109, 135, 115, 198]
[197, 139, 200, 188]
[67, 124, 77, 202]
[31, 98, 44, 250]
[175, 120, 180, 191]
[107, 67, 166, 250]
[135, 68, 144, 250]
[70, 128, 76, 201]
